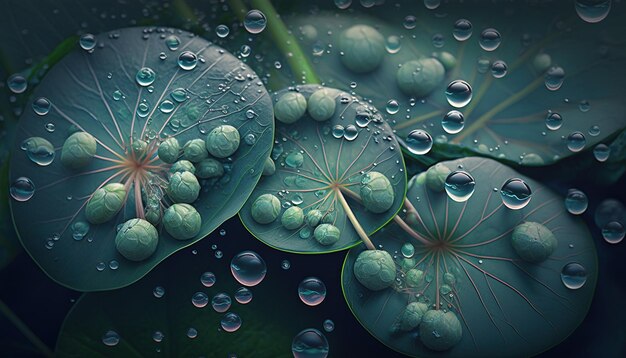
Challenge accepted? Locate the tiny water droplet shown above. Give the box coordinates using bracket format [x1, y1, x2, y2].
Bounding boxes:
[491, 60, 508, 78]
[178, 51, 198, 70]
[212, 292, 232, 313]
[332, 125, 345, 139]
[479, 28, 501, 51]
[442, 110, 464, 134]
[579, 100, 590, 112]
[335, 0, 352, 9]
[216, 24, 230, 38]
[602, 221, 625, 244]
[565, 189, 588, 215]
[386, 99, 399, 114]
[10, 177, 35, 201]
[221, 312, 242, 332]
[7, 73, 27, 94]
[186, 327, 198, 339]
[401, 242, 415, 258]
[385, 35, 401, 54]
[403, 15, 417, 30]
[153, 286, 165, 298]
[234, 287, 253, 304]
[136, 67, 156, 86]
[102, 330, 120, 346]
[544, 66, 565, 91]
[545, 112, 563, 130]
[323, 319, 335, 332]
[32, 97, 51, 115]
[343, 124, 358, 141]
[298, 277, 327, 306]
[165, 35, 181, 51]
[453, 19, 472, 41]
[21, 137, 55, 166]
[244, 10, 267, 34]
[159, 99, 175, 113]
[561, 262, 587, 289]
[201, 272, 216, 287]
[567, 131, 586, 152]
[79, 33, 96, 51]
[71, 221, 90, 240]
[191, 292, 209, 308]
[281, 259, 291, 270]
[593, 143, 610, 162]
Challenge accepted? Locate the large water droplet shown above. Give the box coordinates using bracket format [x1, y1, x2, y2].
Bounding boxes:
[234, 287, 253, 304]
[445, 80, 472, 108]
[560, 262, 587, 290]
[244, 10, 267, 34]
[216, 24, 230, 38]
[565, 189, 588, 215]
[453, 19, 472, 41]
[479, 28, 501, 51]
[575, 0, 611, 23]
[201, 272, 216, 287]
[7, 73, 27, 94]
[212, 292, 232, 313]
[79, 33, 96, 51]
[10, 177, 35, 201]
[298, 277, 327, 306]
[230, 251, 267, 286]
[343, 125, 358, 141]
[178, 51, 198, 70]
[221, 312, 242, 332]
[405, 130, 433, 155]
[32, 97, 51, 116]
[191, 292, 209, 308]
[386, 99, 399, 114]
[567, 131, 586, 152]
[491, 60, 508, 78]
[292, 329, 329, 358]
[102, 330, 120, 346]
[602, 221, 625, 244]
[441, 110, 464, 134]
[445, 171, 475, 202]
[545, 112, 563, 130]
[136, 67, 156, 86]
[500, 178, 532, 210]
[544, 66, 565, 91]
[165, 35, 181, 51]
[593, 143, 610, 162]
[21, 137, 55, 166]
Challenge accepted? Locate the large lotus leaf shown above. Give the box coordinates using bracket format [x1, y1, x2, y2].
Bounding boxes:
[342, 157, 597, 357]
[283, 3, 626, 166]
[240, 84, 406, 253]
[8, 27, 273, 291]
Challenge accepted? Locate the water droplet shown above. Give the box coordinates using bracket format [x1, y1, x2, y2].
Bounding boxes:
[567, 131, 586, 152]
[219, 312, 242, 333]
[220, 228, 227, 236]
[191, 292, 209, 308]
[405, 130, 433, 155]
[298, 277, 327, 306]
[230, 251, 267, 286]
[292, 328, 329, 358]
[401, 242, 415, 258]
[343, 124, 358, 141]
[545, 112, 563, 130]
[170, 88, 187, 103]
[431, 33, 444, 48]
[159, 52, 167, 60]
[323, 319, 335, 332]
[575, 0, 611, 23]
[579, 99, 590, 112]
[588, 125, 601, 137]
[491, 60, 508, 78]
[10, 177, 35, 201]
[201, 272, 216, 287]
[335, 0, 352, 9]
[593, 143, 610, 162]
[281, 260, 291, 271]
[212, 292, 232, 313]
[385, 35, 401, 54]
[178, 51, 198, 70]
[71, 221, 90, 240]
[476, 57, 491, 74]
[186, 327, 198, 339]
[216, 24, 230, 38]
[403, 15, 417, 30]
[355, 110, 371, 128]
[137, 101, 150, 118]
[240, 45, 252, 57]
[113, 90, 123, 101]
[544, 66, 565, 91]
[79, 33, 96, 51]
[479, 28, 501, 51]
[152, 331, 164, 343]
[244, 10, 267, 34]
[32, 97, 51, 115]
[7, 73, 27, 94]
[561, 262, 587, 290]
[102, 330, 120, 346]
[386, 99, 399, 114]
[21, 137, 55, 166]
[332, 125, 345, 139]
[424, 0, 440, 10]
[602, 221, 624, 244]
[215, 250, 223, 259]
[153, 286, 165, 298]
[109, 260, 119, 270]
[45, 123, 56, 133]
[445, 80, 472, 108]
[453, 19, 472, 41]
[159, 99, 175, 113]
[442, 110, 465, 134]
[234, 287, 253, 304]
[274, 61, 282, 69]
[96, 262, 106, 271]
[500, 178, 532, 210]
[136, 67, 156, 86]
[565, 189, 588, 215]
[165, 35, 181, 51]
[445, 171, 475, 202]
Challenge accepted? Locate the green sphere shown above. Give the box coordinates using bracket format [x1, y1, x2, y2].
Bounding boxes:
[433, 51, 457, 71]
[145, 207, 161, 226]
[360, 171, 395, 213]
[314, 223, 341, 246]
[206, 125, 240, 158]
[61, 132, 97, 169]
[533, 53, 551, 73]
[339, 25, 385, 73]
[163, 203, 202, 240]
[167, 171, 200, 203]
[307, 88, 336, 121]
[85, 183, 126, 224]
[405, 268, 424, 288]
[158, 137, 180, 164]
[520, 153, 545, 166]
[354, 249, 396, 291]
[251, 193, 281, 224]
[305, 209, 323, 227]
[426, 163, 451, 192]
[170, 160, 196, 175]
[262, 157, 276, 176]
[398, 302, 429, 331]
[131, 139, 148, 159]
[275, 92, 307, 124]
[511, 221, 557, 263]
[183, 138, 208, 163]
[399, 257, 417, 272]
[115, 218, 158, 261]
[195, 158, 224, 179]
[321, 211, 336, 224]
[419, 310, 462, 351]
[396, 58, 445, 98]
[281, 206, 304, 230]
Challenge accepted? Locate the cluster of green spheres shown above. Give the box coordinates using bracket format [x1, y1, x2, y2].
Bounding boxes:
[61, 131, 97, 169]
[354, 249, 396, 291]
[360, 171, 395, 213]
[115, 218, 159, 261]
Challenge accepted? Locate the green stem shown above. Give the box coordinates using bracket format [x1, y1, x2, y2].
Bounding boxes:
[336, 187, 375, 250]
[0, 299, 53, 357]
[250, 0, 320, 84]
[227, 0, 249, 21]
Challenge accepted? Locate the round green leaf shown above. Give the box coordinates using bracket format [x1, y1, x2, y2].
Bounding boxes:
[240, 84, 406, 253]
[342, 157, 597, 357]
[8, 27, 273, 291]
